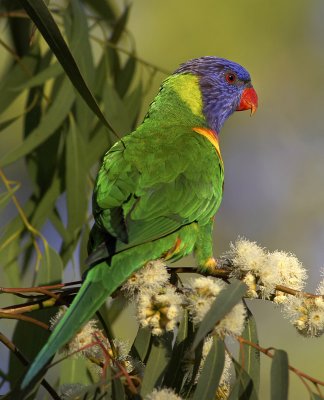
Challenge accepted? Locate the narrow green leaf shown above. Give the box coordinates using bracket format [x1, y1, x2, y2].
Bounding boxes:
[30, 177, 61, 229]
[192, 337, 225, 400]
[87, 123, 112, 168]
[103, 83, 132, 135]
[192, 281, 247, 350]
[124, 82, 143, 130]
[23, 49, 59, 197]
[182, 337, 204, 398]
[105, 296, 129, 325]
[65, 115, 88, 234]
[0, 182, 20, 212]
[163, 311, 192, 390]
[0, 77, 75, 167]
[310, 393, 323, 400]
[83, 0, 116, 22]
[49, 208, 72, 244]
[140, 333, 173, 396]
[131, 326, 152, 362]
[112, 375, 125, 400]
[116, 56, 136, 98]
[66, 0, 96, 137]
[18, 0, 119, 137]
[13, 62, 63, 90]
[7, 308, 56, 390]
[36, 244, 63, 285]
[2, 239, 21, 289]
[110, 5, 131, 43]
[0, 114, 22, 132]
[229, 358, 258, 400]
[68, 0, 95, 85]
[59, 357, 91, 387]
[0, 199, 35, 269]
[93, 54, 111, 100]
[271, 349, 289, 400]
[239, 307, 260, 394]
[0, 51, 39, 114]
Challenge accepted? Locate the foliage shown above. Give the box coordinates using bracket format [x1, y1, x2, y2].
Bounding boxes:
[0, 1, 323, 400]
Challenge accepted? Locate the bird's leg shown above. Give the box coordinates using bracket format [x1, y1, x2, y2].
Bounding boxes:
[194, 219, 219, 274]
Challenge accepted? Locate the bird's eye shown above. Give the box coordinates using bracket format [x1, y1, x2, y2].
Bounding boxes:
[225, 72, 237, 84]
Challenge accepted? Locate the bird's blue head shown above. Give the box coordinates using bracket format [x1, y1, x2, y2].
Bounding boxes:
[175, 56, 258, 133]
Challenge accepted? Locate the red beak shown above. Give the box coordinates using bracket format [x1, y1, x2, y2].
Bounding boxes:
[237, 87, 258, 115]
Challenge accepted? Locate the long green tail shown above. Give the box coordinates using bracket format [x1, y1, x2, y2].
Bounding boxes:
[21, 260, 119, 390]
[19, 225, 195, 396]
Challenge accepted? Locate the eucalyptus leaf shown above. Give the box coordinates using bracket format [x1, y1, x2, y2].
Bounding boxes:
[36, 244, 63, 285]
[13, 62, 63, 90]
[310, 393, 323, 400]
[18, 0, 118, 136]
[130, 326, 152, 363]
[0, 51, 39, 114]
[124, 82, 143, 131]
[192, 337, 225, 400]
[239, 307, 260, 394]
[116, 56, 136, 98]
[103, 84, 131, 135]
[271, 349, 289, 400]
[0, 77, 75, 167]
[65, 115, 88, 235]
[2, 239, 21, 289]
[66, 0, 96, 137]
[192, 280, 247, 350]
[0, 114, 22, 132]
[59, 357, 91, 387]
[229, 357, 258, 400]
[0, 182, 20, 212]
[49, 208, 72, 245]
[83, 0, 116, 22]
[110, 5, 130, 44]
[112, 375, 125, 400]
[30, 177, 61, 229]
[140, 333, 173, 397]
[87, 123, 112, 168]
[7, 308, 55, 391]
[163, 311, 193, 391]
[0, 199, 35, 268]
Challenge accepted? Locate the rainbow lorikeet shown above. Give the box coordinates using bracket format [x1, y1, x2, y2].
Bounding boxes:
[20, 56, 258, 392]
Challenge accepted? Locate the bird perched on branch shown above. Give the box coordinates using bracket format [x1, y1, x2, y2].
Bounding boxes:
[19, 56, 258, 393]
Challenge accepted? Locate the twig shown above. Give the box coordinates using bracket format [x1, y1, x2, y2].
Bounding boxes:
[0, 333, 61, 400]
[0, 168, 47, 281]
[237, 336, 324, 396]
[0, 312, 49, 330]
[0, 11, 28, 18]
[171, 264, 323, 299]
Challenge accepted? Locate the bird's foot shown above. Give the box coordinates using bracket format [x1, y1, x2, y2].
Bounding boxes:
[199, 257, 218, 275]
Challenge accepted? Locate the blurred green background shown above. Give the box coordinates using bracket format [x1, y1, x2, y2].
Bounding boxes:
[1, 0, 324, 398]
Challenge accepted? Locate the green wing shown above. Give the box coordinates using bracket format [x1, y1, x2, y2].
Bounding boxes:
[92, 124, 224, 253]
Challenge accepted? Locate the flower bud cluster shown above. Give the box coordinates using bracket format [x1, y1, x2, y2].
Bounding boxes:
[228, 238, 307, 300]
[282, 294, 324, 337]
[50, 307, 141, 374]
[281, 276, 324, 337]
[184, 276, 246, 337]
[122, 259, 183, 336]
[144, 388, 182, 400]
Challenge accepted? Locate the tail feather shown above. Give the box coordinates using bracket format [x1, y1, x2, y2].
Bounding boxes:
[18, 229, 178, 396]
[21, 262, 113, 390]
